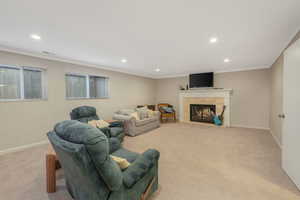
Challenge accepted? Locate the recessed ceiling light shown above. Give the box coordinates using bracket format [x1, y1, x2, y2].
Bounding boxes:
[121, 59, 127, 63]
[155, 68, 161, 72]
[210, 37, 218, 43]
[224, 58, 230, 63]
[30, 34, 41, 40]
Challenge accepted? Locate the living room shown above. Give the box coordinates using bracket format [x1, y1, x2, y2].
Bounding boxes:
[0, 1, 300, 200]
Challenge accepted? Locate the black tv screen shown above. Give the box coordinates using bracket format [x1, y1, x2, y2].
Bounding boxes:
[189, 72, 214, 88]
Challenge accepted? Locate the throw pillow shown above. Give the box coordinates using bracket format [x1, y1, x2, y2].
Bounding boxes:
[110, 155, 131, 169]
[88, 120, 110, 128]
[147, 109, 155, 117]
[130, 112, 140, 120]
[162, 106, 174, 113]
[136, 106, 149, 119]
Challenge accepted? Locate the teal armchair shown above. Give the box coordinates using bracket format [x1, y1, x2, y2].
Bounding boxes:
[70, 106, 125, 142]
[47, 120, 159, 200]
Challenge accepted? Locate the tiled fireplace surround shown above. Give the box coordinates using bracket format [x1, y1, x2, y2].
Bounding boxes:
[179, 89, 232, 127]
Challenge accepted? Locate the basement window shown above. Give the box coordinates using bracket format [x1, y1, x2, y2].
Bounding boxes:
[0, 65, 47, 101]
[65, 74, 109, 99]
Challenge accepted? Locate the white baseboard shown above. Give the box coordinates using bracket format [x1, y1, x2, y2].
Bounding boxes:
[0, 140, 49, 156]
[231, 124, 270, 131]
[270, 130, 282, 149]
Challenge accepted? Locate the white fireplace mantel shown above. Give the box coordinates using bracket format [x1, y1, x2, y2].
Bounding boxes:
[179, 88, 233, 127]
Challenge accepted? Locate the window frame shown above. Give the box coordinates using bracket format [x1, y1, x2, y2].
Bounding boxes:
[0, 64, 47, 102]
[65, 73, 109, 100]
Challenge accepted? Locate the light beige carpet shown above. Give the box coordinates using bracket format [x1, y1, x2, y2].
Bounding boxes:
[0, 123, 299, 200]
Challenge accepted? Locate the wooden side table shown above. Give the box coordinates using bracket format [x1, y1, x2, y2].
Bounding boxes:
[46, 146, 60, 193]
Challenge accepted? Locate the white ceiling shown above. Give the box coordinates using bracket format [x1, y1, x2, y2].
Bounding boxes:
[0, 0, 299, 78]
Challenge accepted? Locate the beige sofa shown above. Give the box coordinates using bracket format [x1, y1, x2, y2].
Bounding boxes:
[113, 109, 160, 136]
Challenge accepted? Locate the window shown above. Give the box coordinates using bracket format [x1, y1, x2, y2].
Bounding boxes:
[89, 76, 108, 98]
[0, 66, 21, 99]
[0, 65, 46, 101]
[66, 74, 109, 99]
[24, 68, 43, 99]
[65, 74, 87, 98]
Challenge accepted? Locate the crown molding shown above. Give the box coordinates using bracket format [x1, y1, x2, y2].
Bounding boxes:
[152, 65, 271, 79]
[0, 44, 154, 79]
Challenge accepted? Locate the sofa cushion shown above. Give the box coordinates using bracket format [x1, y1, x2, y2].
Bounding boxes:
[135, 117, 157, 127]
[54, 120, 123, 191]
[117, 109, 135, 116]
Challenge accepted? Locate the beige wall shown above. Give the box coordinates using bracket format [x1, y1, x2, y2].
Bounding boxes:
[2, 27, 299, 152]
[0, 51, 156, 151]
[155, 69, 271, 129]
[270, 30, 300, 146]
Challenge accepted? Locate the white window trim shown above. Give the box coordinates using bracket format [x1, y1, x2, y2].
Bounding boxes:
[0, 64, 47, 102]
[65, 73, 109, 100]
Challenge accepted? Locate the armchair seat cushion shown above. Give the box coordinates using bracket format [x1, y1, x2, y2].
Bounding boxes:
[112, 148, 139, 163]
[122, 149, 160, 188]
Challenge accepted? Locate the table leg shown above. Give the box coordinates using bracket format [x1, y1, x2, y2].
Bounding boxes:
[46, 154, 57, 193]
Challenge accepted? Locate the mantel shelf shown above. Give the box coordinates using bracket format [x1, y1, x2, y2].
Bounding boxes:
[180, 88, 233, 94]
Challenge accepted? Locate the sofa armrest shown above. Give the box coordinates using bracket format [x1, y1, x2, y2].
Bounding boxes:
[122, 149, 160, 188]
[153, 111, 160, 118]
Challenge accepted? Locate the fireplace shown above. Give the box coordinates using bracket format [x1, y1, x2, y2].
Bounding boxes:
[190, 104, 216, 123]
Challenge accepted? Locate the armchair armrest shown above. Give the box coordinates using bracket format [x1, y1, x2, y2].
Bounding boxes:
[109, 120, 124, 128]
[109, 138, 122, 153]
[99, 127, 111, 138]
[122, 149, 160, 188]
[153, 111, 161, 118]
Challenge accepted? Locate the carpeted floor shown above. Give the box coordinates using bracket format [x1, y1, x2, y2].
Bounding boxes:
[1, 123, 300, 200]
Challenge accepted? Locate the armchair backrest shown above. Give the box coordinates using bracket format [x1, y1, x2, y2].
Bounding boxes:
[70, 106, 99, 123]
[157, 103, 174, 112]
[157, 103, 170, 107]
[47, 120, 123, 200]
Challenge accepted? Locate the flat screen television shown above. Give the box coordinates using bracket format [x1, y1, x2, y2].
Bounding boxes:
[189, 72, 214, 88]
